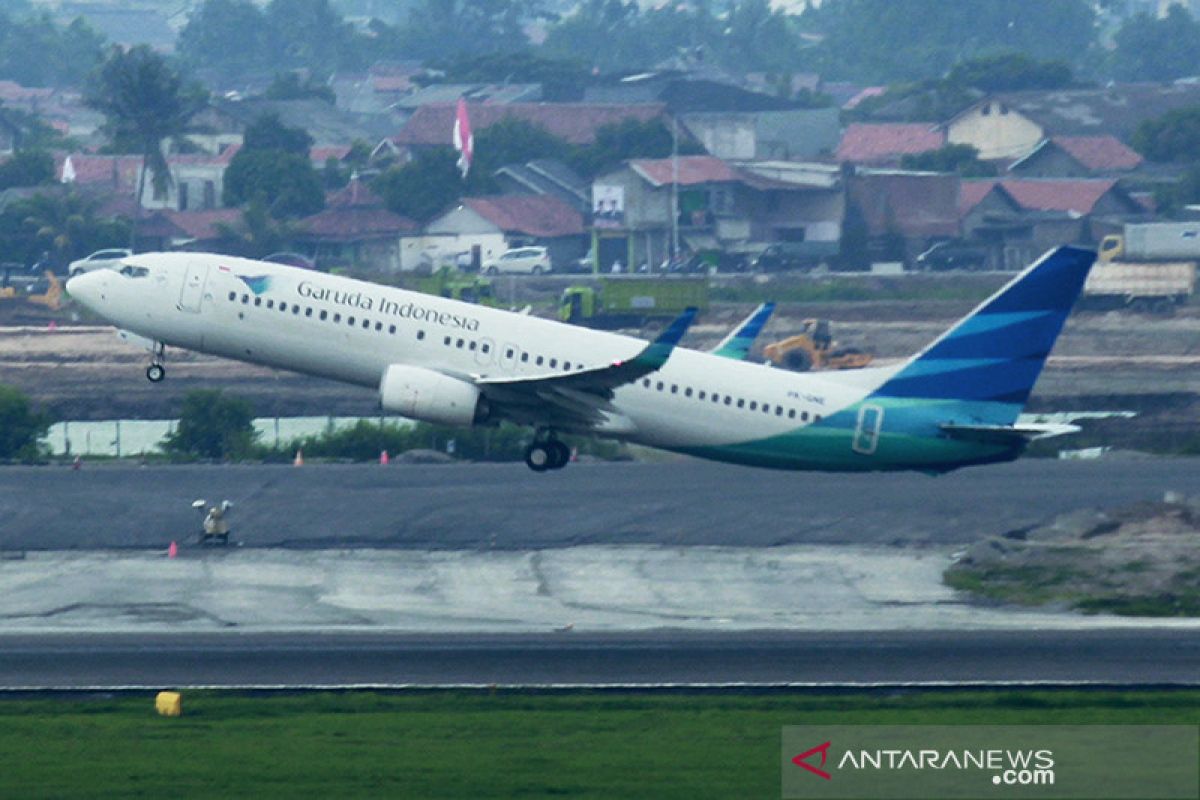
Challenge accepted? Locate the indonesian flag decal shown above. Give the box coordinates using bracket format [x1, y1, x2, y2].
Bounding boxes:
[453, 98, 473, 179]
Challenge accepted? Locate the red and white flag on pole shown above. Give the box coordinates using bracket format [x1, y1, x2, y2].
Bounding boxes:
[453, 98, 473, 179]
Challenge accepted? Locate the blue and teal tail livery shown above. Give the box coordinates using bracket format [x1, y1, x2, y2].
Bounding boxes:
[711, 302, 775, 360]
[870, 245, 1096, 425]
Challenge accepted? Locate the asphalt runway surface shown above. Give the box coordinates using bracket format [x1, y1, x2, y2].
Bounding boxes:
[0, 630, 1196, 688]
[3, 457, 1200, 550]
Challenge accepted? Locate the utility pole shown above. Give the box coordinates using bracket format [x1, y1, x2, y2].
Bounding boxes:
[671, 117, 680, 267]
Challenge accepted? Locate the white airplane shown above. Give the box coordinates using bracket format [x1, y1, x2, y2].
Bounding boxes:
[66, 246, 1094, 472]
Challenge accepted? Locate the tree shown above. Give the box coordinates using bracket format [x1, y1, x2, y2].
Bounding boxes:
[1131, 106, 1200, 162]
[467, 118, 571, 192]
[162, 389, 258, 460]
[0, 191, 129, 268]
[222, 151, 325, 217]
[798, 0, 1098, 83]
[242, 113, 313, 156]
[0, 149, 54, 190]
[0, 384, 50, 461]
[373, 148, 462, 221]
[263, 72, 336, 104]
[0, 13, 105, 87]
[264, 0, 365, 74]
[211, 197, 296, 257]
[901, 144, 996, 177]
[177, 0, 272, 84]
[85, 46, 208, 246]
[946, 53, 1073, 92]
[222, 115, 323, 217]
[571, 118, 701, 178]
[388, 0, 542, 62]
[1111, 6, 1200, 83]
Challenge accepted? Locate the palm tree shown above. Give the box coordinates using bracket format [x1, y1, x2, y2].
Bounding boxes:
[84, 45, 207, 249]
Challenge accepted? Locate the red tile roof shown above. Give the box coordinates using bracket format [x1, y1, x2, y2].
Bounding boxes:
[298, 179, 418, 240]
[394, 103, 667, 147]
[836, 123, 945, 163]
[1049, 135, 1143, 172]
[960, 178, 1121, 215]
[462, 195, 583, 238]
[629, 155, 743, 186]
[310, 145, 351, 164]
[55, 153, 143, 192]
[164, 209, 243, 240]
[0, 80, 53, 103]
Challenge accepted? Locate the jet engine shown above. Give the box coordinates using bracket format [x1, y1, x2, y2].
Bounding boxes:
[379, 365, 487, 427]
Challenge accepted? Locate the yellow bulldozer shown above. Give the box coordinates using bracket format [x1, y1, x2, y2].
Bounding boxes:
[762, 318, 872, 372]
[0, 267, 63, 310]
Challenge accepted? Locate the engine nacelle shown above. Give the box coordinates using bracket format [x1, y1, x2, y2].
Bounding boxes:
[379, 365, 484, 427]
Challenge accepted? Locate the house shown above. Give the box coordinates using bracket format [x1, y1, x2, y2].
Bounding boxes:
[56, 153, 143, 195]
[422, 194, 586, 270]
[680, 108, 840, 161]
[390, 103, 668, 153]
[493, 159, 590, 213]
[145, 209, 243, 251]
[189, 98, 397, 154]
[138, 149, 240, 212]
[1007, 136, 1144, 178]
[294, 179, 420, 272]
[845, 169, 961, 260]
[591, 155, 843, 270]
[959, 178, 1145, 270]
[835, 123, 946, 165]
[945, 85, 1200, 161]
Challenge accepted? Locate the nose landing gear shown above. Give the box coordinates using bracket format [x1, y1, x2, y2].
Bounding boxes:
[524, 431, 571, 472]
[146, 342, 166, 382]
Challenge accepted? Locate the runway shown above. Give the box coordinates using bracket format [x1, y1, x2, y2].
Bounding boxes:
[3, 457, 1199, 550]
[0, 630, 1196, 688]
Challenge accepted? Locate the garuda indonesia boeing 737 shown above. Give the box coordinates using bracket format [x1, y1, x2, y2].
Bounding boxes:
[66, 246, 1096, 473]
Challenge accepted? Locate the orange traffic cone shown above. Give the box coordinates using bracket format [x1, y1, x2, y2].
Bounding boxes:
[168, 541, 178, 558]
[293, 449, 304, 466]
[380, 450, 389, 465]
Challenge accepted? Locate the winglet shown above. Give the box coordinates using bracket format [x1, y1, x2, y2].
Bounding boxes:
[621, 306, 697, 371]
[711, 302, 775, 360]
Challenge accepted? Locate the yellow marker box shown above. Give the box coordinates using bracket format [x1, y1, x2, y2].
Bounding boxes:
[155, 691, 182, 717]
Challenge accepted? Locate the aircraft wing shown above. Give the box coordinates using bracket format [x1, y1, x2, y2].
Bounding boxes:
[710, 302, 774, 360]
[474, 308, 697, 430]
[939, 422, 1080, 446]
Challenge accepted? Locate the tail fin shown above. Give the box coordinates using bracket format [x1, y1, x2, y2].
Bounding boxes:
[871, 246, 1096, 424]
[711, 302, 775, 360]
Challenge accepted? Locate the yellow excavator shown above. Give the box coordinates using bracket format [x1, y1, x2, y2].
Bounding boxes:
[0, 268, 63, 310]
[762, 318, 872, 372]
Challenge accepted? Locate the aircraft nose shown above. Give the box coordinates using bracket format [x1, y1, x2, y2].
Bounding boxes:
[65, 270, 106, 310]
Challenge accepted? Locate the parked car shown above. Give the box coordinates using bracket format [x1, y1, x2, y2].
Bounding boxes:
[482, 246, 551, 275]
[263, 252, 316, 270]
[68, 248, 133, 278]
[915, 240, 989, 271]
[750, 242, 835, 272]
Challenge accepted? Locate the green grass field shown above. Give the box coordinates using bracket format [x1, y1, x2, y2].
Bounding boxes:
[1, 690, 1196, 799]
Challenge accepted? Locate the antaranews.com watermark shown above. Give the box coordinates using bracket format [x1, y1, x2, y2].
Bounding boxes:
[782, 725, 1198, 799]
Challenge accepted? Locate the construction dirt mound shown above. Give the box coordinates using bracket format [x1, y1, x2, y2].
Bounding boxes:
[945, 495, 1200, 616]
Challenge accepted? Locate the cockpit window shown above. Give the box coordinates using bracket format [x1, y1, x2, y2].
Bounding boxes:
[119, 265, 150, 278]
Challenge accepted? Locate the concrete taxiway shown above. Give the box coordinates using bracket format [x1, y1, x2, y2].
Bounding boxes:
[3, 458, 1199, 550]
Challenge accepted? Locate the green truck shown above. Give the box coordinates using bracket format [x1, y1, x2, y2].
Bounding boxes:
[416, 268, 499, 307]
[559, 276, 709, 328]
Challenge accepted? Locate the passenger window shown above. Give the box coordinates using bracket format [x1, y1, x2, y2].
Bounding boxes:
[550, 358, 558, 368]
[293, 306, 300, 315]
[671, 385, 678, 394]
[749, 401, 757, 410]
[801, 411, 809, 421]
[563, 361, 571, 370]
[656, 381, 664, 391]
[388, 325, 396, 334]
[348, 316, 355, 325]
[698, 390, 705, 400]
[267, 300, 274, 309]
[536, 356, 544, 366]
[724, 396, 732, 405]
[643, 379, 650, 387]
[788, 409, 796, 419]
[319, 310, 327, 320]
[254, 297, 262, 306]
[417, 330, 425, 340]
[469, 341, 477, 351]
[363, 319, 370, 329]
[444, 336, 451, 345]
[815, 414, 822, 422]
[305, 308, 313, 317]
[737, 399, 745, 408]
[506, 348, 515, 358]
[279, 302, 287, 312]
[333, 313, 341, 323]
[228, 291, 236, 301]
[685, 388, 693, 397]
[521, 353, 529, 362]
[242, 295, 249, 304]
[457, 339, 465, 348]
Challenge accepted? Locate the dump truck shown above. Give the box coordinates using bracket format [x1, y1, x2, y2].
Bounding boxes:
[416, 267, 498, 307]
[1088, 223, 1199, 312]
[559, 276, 709, 328]
[762, 319, 872, 372]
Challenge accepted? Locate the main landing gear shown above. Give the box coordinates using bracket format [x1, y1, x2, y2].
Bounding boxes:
[524, 431, 570, 472]
[146, 342, 166, 382]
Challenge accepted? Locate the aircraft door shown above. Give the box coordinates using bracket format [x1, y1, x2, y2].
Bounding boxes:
[178, 262, 210, 313]
[852, 404, 883, 455]
[499, 342, 519, 371]
[475, 337, 494, 367]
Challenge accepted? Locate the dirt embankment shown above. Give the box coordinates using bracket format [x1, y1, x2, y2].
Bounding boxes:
[945, 498, 1200, 616]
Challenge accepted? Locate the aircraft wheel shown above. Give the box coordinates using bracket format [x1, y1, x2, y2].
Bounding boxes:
[548, 440, 571, 469]
[524, 443, 551, 472]
[146, 364, 166, 382]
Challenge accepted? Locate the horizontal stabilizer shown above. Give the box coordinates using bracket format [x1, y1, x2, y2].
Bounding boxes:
[940, 422, 1080, 446]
